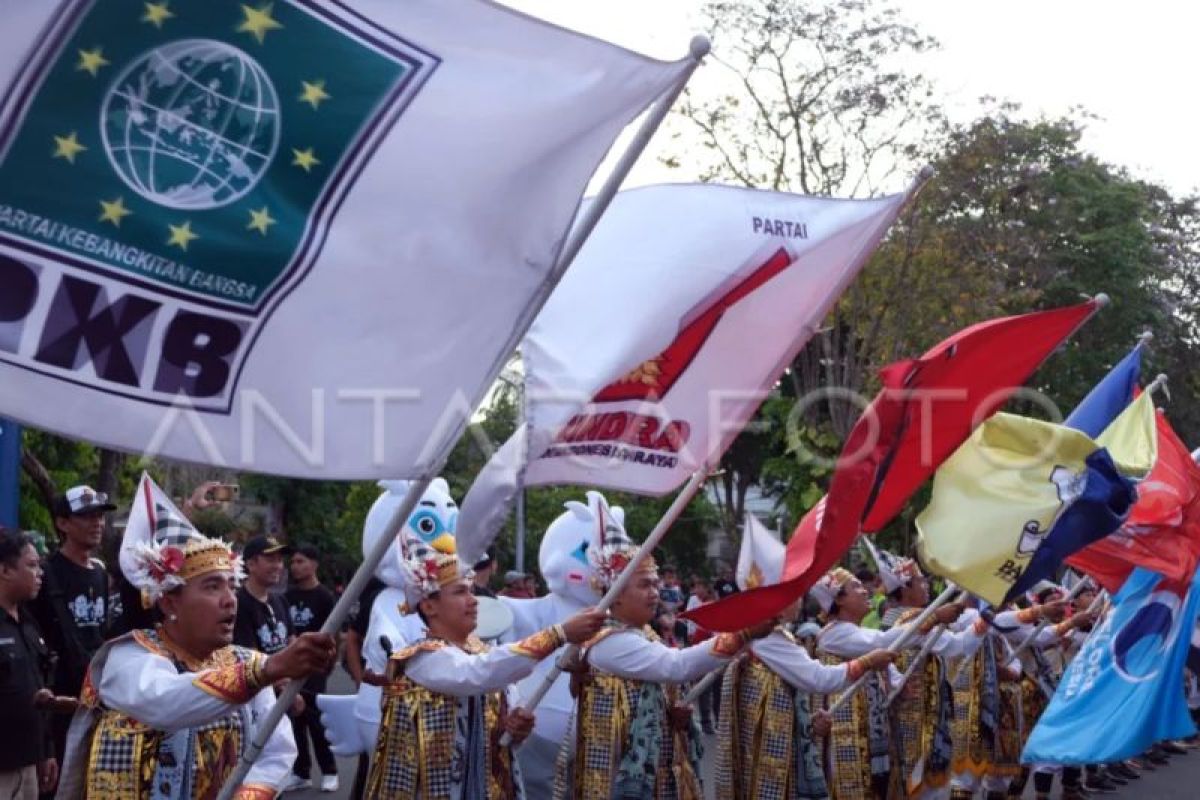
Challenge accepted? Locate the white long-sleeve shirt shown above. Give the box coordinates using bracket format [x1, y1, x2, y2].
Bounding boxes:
[750, 630, 850, 694]
[588, 627, 734, 683]
[818, 620, 913, 685]
[406, 638, 548, 696]
[75, 637, 294, 794]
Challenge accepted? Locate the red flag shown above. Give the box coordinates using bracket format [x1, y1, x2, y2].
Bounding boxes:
[1067, 409, 1200, 593]
[683, 299, 1101, 631]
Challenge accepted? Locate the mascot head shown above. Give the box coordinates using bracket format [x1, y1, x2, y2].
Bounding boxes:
[362, 478, 458, 588]
[540, 491, 624, 607]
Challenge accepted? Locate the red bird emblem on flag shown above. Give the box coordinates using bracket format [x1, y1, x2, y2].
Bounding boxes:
[594, 247, 794, 402]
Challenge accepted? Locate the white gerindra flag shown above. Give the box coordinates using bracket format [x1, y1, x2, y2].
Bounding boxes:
[458, 180, 920, 561]
[0, 0, 691, 477]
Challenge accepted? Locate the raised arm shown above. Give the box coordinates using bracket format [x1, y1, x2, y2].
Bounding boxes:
[587, 629, 744, 684]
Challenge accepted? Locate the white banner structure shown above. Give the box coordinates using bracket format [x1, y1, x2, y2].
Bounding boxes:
[0, 0, 689, 478]
[459, 178, 923, 561]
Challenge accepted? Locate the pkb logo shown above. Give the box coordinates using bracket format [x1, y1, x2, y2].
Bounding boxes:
[0, 0, 437, 410]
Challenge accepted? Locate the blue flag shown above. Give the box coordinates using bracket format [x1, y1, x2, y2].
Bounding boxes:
[1022, 565, 1200, 764]
[0, 417, 20, 528]
[1064, 344, 1143, 437]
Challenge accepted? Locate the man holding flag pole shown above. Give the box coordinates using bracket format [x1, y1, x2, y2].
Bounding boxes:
[714, 515, 898, 800]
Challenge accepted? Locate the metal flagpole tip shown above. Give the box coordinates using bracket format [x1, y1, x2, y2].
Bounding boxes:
[689, 34, 711, 60]
[918, 164, 936, 181]
[1092, 292, 1111, 307]
[1138, 329, 1154, 344]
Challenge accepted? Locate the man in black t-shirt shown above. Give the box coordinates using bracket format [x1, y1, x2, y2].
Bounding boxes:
[285, 545, 339, 792]
[29, 485, 115, 783]
[233, 535, 293, 655]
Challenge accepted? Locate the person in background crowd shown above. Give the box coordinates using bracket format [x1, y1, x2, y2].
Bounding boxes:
[658, 564, 684, 612]
[29, 485, 115, 790]
[857, 567, 887, 629]
[500, 569, 534, 599]
[471, 551, 497, 598]
[285, 545, 340, 793]
[653, 608, 683, 647]
[0, 526, 63, 799]
[713, 562, 739, 598]
[233, 533, 305, 775]
[234, 535, 293, 656]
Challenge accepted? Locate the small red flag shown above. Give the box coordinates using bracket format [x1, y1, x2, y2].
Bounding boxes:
[683, 299, 1101, 632]
[1067, 409, 1200, 593]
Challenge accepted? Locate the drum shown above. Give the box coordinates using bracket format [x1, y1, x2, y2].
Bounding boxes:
[475, 595, 514, 642]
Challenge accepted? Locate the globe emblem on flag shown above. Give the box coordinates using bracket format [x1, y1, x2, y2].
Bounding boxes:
[100, 39, 280, 211]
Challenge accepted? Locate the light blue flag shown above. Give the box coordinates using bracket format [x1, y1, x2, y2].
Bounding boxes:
[1022, 565, 1200, 764]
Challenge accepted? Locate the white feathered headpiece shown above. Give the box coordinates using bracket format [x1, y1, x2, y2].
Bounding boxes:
[120, 472, 243, 606]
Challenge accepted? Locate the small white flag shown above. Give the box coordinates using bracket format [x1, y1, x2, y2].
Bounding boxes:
[737, 514, 784, 591]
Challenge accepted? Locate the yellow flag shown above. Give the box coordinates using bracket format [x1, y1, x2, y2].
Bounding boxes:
[916, 414, 1098, 605]
[1095, 391, 1157, 477]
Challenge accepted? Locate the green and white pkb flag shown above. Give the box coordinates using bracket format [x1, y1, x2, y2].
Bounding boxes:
[0, 0, 689, 477]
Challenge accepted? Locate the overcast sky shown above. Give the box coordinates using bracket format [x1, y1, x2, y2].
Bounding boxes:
[501, 0, 1199, 197]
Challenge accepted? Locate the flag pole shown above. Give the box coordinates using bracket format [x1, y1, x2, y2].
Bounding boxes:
[883, 588, 966, 707]
[217, 34, 715, 800]
[501, 467, 712, 746]
[826, 582, 957, 716]
[684, 660, 729, 705]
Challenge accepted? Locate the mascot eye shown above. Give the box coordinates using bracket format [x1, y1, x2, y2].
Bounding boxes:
[446, 510, 459, 533]
[571, 538, 589, 565]
[409, 511, 443, 541]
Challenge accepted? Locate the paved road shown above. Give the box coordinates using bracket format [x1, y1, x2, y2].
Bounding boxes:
[289, 668, 1199, 799]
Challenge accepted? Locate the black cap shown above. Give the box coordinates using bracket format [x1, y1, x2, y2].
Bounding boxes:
[243, 535, 290, 560]
[293, 544, 321, 561]
[54, 485, 117, 518]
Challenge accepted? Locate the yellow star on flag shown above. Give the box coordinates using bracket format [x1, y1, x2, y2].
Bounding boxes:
[76, 47, 110, 77]
[292, 147, 320, 172]
[167, 221, 198, 251]
[237, 3, 283, 44]
[141, 2, 175, 28]
[98, 197, 132, 227]
[52, 132, 87, 163]
[246, 206, 276, 235]
[299, 80, 331, 110]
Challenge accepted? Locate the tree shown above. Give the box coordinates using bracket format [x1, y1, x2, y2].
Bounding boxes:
[671, 0, 940, 197]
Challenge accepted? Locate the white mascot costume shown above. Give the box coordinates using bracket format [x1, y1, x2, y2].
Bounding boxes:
[499, 490, 619, 795]
[317, 478, 459, 759]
